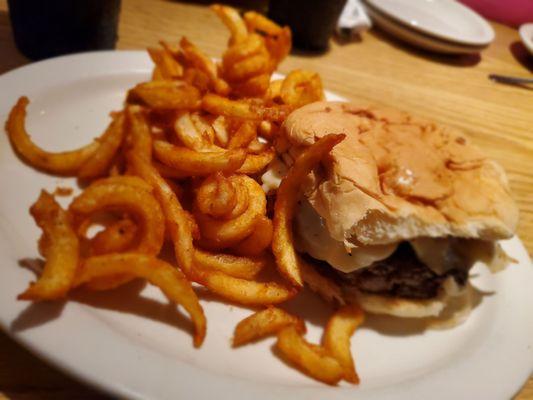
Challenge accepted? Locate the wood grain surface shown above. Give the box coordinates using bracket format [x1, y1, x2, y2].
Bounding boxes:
[0, 0, 531, 399]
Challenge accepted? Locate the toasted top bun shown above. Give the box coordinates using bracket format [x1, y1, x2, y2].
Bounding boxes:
[279, 101, 518, 246]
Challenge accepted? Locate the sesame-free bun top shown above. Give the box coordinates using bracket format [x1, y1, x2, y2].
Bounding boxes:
[279, 101, 518, 246]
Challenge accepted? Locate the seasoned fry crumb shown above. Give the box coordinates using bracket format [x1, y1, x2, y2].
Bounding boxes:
[53, 186, 73, 197]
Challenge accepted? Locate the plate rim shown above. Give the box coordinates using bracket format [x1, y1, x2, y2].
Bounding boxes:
[365, 6, 486, 54]
[363, 0, 495, 46]
[0, 51, 532, 400]
[519, 23, 533, 55]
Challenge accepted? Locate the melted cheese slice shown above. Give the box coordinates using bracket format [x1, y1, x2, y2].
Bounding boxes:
[411, 237, 512, 275]
[295, 200, 397, 273]
[410, 237, 459, 275]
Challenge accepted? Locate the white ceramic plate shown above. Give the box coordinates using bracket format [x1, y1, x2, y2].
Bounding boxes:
[364, 0, 494, 47]
[1, 52, 532, 400]
[364, 4, 488, 54]
[519, 23, 533, 56]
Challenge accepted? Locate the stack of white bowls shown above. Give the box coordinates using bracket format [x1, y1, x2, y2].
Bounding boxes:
[362, 0, 495, 54]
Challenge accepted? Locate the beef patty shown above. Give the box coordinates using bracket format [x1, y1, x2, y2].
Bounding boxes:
[315, 243, 468, 299]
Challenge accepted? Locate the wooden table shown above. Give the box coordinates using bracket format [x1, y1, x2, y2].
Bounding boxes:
[0, 0, 531, 398]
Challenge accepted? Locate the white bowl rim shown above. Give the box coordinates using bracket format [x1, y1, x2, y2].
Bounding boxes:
[363, 0, 495, 46]
[519, 23, 533, 55]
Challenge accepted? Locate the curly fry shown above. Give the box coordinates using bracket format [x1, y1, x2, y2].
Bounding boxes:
[6, 97, 101, 175]
[194, 174, 266, 249]
[19, 191, 79, 300]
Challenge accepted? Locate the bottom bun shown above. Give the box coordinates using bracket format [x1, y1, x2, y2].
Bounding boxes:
[346, 290, 448, 318]
[342, 278, 475, 328]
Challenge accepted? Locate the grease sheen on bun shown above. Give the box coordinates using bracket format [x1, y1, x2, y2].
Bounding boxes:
[279, 101, 518, 247]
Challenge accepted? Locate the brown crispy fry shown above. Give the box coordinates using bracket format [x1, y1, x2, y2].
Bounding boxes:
[247, 138, 270, 154]
[128, 81, 201, 110]
[231, 215, 273, 256]
[194, 249, 267, 280]
[276, 326, 344, 385]
[180, 37, 230, 96]
[89, 218, 138, 256]
[78, 112, 125, 180]
[228, 121, 256, 149]
[281, 70, 324, 107]
[86, 218, 140, 291]
[243, 12, 291, 64]
[211, 4, 248, 44]
[195, 175, 266, 249]
[183, 67, 211, 93]
[151, 66, 165, 81]
[222, 33, 264, 66]
[173, 112, 213, 152]
[6, 97, 101, 176]
[152, 161, 189, 180]
[231, 73, 271, 98]
[236, 148, 275, 174]
[265, 79, 283, 103]
[272, 134, 345, 286]
[147, 47, 183, 80]
[323, 305, 365, 384]
[19, 191, 79, 300]
[223, 51, 271, 83]
[126, 105, 152, 162]
[128, 152, 195, 276]
[127, 159, 295, 305]
[159, 40, 181, 58]
[243, 11, 283, 35]
[202, 94, 291, 122]
[212, 115, 229, 147]
[233, 306, 305, 347]
[190, 113, 216, 144]
[257, 120, 279, 140]
[195, 172, 237, 218]
[264, 26, 291, 65]
[153, 140, 246, 176]
[192, 266, 296, 306]
[90, 175, 153, 192]
[69, 180, 165, 256]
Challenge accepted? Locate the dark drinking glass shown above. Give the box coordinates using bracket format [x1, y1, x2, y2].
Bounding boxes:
[268, 0, 347, 52]
[8, 0, 122, 60]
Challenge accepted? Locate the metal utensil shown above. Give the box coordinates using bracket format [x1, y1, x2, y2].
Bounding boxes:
[489, 74, 533, 85]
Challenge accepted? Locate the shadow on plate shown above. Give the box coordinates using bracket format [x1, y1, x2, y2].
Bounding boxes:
[282, 287, 334, 329]
[509, 41, 533, 73]
[10, 301, 67, 332]
[10, 258, 67, 331]
[10, 275, 196, 340]
[365, 28, 482, 67]
[0, 330, 112, 399]
[70, 279, 195, 338]
[18, 257, 44, 277]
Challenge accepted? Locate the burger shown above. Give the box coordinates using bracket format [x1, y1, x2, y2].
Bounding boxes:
[263, 101, 518, 322]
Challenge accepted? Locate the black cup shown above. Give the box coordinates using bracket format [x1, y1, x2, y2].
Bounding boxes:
[268, 0, 347, 52]
[8, 0, 121, 60]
